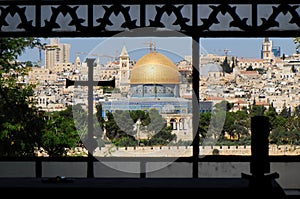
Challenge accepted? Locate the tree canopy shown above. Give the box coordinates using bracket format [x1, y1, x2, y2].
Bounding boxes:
[103, 108, 176, 147]
[221, 56, 233, 74]
[41, 106, 80, 157]
[0, 38, 43, 156]
[0, 38, 82, 157]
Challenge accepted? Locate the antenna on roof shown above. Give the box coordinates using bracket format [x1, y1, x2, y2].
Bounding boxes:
[224, 48, 231, 57]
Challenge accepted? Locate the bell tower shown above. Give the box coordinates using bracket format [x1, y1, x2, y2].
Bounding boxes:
[262, 38, 274, 64]
[119, 46, 130, 93]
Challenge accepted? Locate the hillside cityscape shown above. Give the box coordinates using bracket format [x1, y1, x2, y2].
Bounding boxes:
[27, 38, 300, 113]
[3, 37, 300, 157]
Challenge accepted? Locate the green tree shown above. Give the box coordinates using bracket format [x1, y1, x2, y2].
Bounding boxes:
[113, 137, 136, 147]
[148, 125, 175, 146]
[293, 105, 300, 117]
[221, 56, 232, 74]
[232, 121, 249, 141]
[104, 111, 136, 146]
[0, 38, 40, 72]
[24, 61, 33, 67]
[199, 112, 211, 143]
[72, 104, 88, 142]
[0, 83, 44, 156]
[290, 129, 300, 145]
[246, 65, 254, 71]
[270, 126, 289, 145]
[273, 115, 287, 131]
[0, 37, 43, 156]
[130, 110, 150, 126]
[254, 68, 266, 75]
[231, 56, 236, 70]
[223, 112, 235, 139]
[280, 106, 291, 118]
[291, 65, 297, 73]
[41, 107, 80, 157]
[265, 105, 278, 129]
[104, 109, 175, 147]
[208, 103, 226, 141]
[104, 111, 128, 140]
[234, 110, 250, 141]
[147, 109, 166, 135]
[214, 100, 233, 112]
[113, 110, 135, 137]
[250, 105, 266, 117]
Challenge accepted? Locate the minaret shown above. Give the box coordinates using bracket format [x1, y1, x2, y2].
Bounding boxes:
[119, 46, 130, 93]
[96, 57, 101, 67]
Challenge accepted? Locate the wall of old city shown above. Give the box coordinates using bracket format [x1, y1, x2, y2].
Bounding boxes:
[38, 144, 300, 157]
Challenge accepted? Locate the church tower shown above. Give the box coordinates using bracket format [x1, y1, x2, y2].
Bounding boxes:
[261, 37, 274, 64]
[75, 56, 81, 68]
[119, 46, 130, 93]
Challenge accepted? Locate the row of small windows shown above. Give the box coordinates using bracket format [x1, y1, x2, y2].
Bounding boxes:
[38, 98, 49, 105]
[239, 62, 263, 66]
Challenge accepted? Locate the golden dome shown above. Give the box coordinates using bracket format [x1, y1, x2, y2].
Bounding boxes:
[130, 51, 180, 84]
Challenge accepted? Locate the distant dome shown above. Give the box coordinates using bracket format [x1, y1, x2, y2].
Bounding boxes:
[130, 51, 180, 85]
[200, 63, 223, 76]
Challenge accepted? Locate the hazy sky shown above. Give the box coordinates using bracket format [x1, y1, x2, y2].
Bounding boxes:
[19, 37, 297, 64]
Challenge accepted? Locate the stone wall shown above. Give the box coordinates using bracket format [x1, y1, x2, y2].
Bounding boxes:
[36, 144, 300, 157]
[93, 144, 300, 157]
